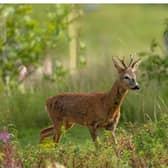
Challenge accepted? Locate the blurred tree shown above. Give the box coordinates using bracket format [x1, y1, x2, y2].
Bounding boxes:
[68, 4, 83, 74]
[0, 5, 72, 93]
[0, 5, 43, 88]
[138, 18, 168, 84]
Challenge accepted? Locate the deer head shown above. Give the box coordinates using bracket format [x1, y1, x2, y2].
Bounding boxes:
[112, 56, 141, 90]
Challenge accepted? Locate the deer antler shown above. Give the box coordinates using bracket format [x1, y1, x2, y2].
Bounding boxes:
[131, 58, 141, 68]
[118, 57, 127, 68]
[128, 54, 134, 67]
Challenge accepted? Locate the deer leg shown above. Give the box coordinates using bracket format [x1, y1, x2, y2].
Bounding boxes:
[65, 121, 74, 130]
[88, 126, 99, 148]
[40, 122, 74, 143]
[39, 126, 53, 142]
[53, 119, 63, 143]
[88, 126, 98, 147]
[104, 122, 117, 145]
[53, 121, 74, 143]
[110, 120, 119, 145]
[111, 130, 117, 145]
[111, 112, 120, 145]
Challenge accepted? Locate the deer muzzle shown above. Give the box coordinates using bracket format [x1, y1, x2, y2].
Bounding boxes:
[131, 84, 140, 90]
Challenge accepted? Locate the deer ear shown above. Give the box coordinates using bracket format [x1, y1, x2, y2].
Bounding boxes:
[112, 58, 124, 73]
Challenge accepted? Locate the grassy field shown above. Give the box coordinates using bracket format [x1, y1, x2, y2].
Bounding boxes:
[83, 5, 168, 58]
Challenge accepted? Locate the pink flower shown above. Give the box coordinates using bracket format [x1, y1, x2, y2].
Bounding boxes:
[0, 127, 10, 142]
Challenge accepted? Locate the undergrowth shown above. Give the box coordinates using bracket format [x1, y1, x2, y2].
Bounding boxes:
[0, 114, 168, 168]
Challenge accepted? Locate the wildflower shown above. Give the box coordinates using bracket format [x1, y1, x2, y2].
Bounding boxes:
[0, 127, 10, 142]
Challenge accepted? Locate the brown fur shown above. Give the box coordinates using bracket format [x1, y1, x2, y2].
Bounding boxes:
[40, 57, 140, 144]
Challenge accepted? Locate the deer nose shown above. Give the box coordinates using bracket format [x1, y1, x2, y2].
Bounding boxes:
[131, 82, 140, 90]
[134, 85, 140, 90]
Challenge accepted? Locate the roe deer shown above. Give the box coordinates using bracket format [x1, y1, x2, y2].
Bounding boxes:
[40, 57, 140, 144]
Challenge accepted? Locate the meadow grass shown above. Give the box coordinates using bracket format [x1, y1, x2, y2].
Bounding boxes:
[83, 5, 168, 57]
[1, 114, 167, 167]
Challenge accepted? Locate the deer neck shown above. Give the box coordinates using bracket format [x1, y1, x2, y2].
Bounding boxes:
[105, 80, 128, 116]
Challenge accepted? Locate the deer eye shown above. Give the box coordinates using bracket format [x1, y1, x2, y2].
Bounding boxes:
[124, 76, 130, 80]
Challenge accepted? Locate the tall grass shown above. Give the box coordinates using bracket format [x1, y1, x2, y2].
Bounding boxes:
[0, 59, 168, 130]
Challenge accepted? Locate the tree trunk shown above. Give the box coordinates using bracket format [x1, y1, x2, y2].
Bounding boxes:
[68, 5, 80, 74]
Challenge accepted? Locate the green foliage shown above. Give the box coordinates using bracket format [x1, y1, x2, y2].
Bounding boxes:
[0, 4, 71, 88]
[132, 115, 168, 167]
[1, 115, 168, 168]
[0, 5, 43, 84]
[138, 18, 168, 84]
[139, 48, 168, 83]
[44, 5, 71, 49]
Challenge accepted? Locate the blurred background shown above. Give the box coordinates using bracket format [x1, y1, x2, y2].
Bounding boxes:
[0, 4, 168, 145]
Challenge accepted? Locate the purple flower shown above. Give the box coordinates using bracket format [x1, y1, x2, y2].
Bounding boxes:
[0, 127, 10, 142]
